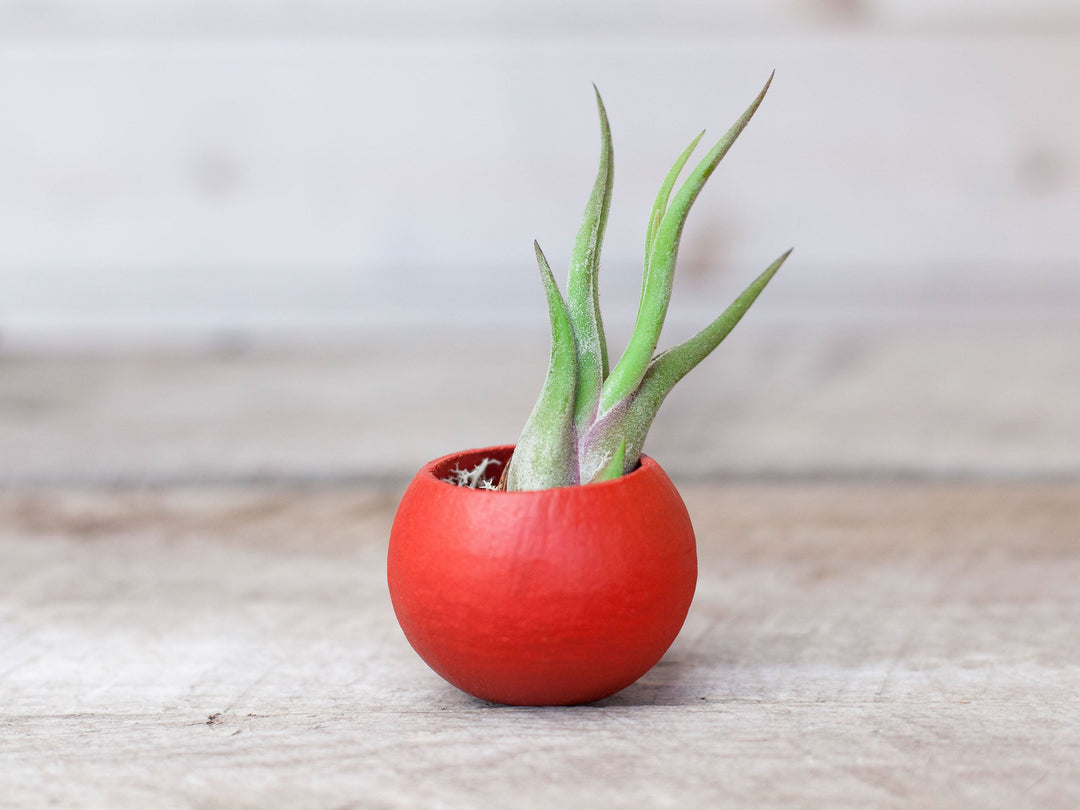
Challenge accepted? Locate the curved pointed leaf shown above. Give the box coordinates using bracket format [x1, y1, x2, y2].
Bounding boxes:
[567, 86, 614, 429]
[645, 130, 705, 261]
[601, 72, 774, 413]
[506, 241, 580, 491]
[625, 248, 791, 457]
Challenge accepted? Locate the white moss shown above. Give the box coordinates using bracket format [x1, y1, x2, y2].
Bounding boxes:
[444, 457, 502, 490]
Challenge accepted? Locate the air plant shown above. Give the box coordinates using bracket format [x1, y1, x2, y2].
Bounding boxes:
[391, 75, 791, 704]
[500, 73, 791, 491]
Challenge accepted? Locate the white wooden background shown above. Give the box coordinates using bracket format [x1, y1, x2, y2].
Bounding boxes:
[0, 0, 1077, 344]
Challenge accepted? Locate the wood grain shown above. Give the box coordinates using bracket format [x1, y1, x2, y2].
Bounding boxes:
[1, 35, 1077, 341]
[2, 325, 1076, 805]
[2, 325, 1077, 486]
[2, 483, 1077, 808]
[2, 0, 1077, 38]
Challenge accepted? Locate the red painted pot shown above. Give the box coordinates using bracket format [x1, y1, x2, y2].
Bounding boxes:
[387, 445, 697, 706]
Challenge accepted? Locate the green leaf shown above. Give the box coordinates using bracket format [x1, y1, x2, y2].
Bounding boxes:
[584, 248, 789, 479]
[633, 247, 792, 428]
[505, 242, 580, 491]
[600, 72, 774, 413]
[644, 130, 704, 261]
[638, 130, 705, 325]
[588, 437, 626, 484]
[567, 86, 614, 430]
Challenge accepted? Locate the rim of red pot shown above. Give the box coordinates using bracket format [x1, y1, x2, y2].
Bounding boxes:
[421, 444, 656, 494]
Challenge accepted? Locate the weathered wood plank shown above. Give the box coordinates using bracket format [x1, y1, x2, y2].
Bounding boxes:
[0, 36, 1077, 340]
[1, 326, 1077, 486]
[1, 483, 1078, 808]
[1, 0, 1076, 39]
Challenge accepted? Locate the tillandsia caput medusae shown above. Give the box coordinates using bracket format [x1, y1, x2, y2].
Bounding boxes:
[495, 73, 791, 492]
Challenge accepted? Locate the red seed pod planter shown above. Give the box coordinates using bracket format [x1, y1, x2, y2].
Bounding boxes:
[387, 445, 697, 706]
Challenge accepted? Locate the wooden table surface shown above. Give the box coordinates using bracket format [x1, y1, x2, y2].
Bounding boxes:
[2, 326, 1078, 808]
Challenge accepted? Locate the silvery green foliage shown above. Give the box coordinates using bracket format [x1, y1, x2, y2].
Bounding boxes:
[505, 75, 791, 492]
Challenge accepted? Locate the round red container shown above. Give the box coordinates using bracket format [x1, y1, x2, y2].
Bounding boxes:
[387, 445, 697, 705]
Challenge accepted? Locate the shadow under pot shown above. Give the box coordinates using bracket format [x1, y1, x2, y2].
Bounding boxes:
[386, 444, 697, 706]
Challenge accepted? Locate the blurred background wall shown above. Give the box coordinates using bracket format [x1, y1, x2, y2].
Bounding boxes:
[1, 0, 1077, 347]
